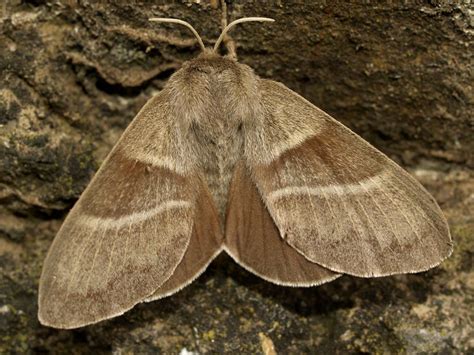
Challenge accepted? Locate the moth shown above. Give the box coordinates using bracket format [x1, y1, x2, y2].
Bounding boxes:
[38, 17, 453, 329]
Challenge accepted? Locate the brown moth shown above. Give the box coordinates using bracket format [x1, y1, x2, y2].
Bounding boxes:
[38, 17, 453, 329]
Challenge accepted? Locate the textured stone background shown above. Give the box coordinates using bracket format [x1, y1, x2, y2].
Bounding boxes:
[0, 0, 472, 353]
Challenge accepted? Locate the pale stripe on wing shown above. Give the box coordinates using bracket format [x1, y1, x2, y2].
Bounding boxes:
[268, 171, 389, 201]
[125, 150, 187, 174]
[77, 200, 192, 229]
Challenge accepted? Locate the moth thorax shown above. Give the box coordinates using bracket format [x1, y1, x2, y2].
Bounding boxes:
[168, 55, 260, 129]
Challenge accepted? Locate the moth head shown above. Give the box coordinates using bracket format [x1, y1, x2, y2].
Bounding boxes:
[149, 17, 274, 128]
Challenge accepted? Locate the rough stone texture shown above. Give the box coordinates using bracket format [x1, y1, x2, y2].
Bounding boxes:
[0, 0, 472, 353]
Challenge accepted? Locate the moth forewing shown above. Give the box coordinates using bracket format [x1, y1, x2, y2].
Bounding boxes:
[242, 79, 452, 277]
[38, 90, 222, 329]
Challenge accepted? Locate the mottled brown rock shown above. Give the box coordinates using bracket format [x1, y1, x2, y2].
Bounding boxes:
[0, 1, 472, 353]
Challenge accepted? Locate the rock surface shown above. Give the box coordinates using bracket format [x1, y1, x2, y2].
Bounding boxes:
[0, 1, 472, 353]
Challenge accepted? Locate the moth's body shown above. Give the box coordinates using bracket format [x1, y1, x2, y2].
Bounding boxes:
[169, 52, 251, 219]
[194, 118, 242, 220]
[38, 37, 452, 329]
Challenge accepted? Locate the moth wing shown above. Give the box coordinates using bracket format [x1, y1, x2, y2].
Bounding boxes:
[145, 184, 223, 301]
[39, 91, 222, 329]
[225, 161, 341, 286]
[244, 79, 452, 277]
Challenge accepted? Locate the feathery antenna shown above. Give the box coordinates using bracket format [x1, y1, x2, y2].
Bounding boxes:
[214, 17, 274, 53]
[149, 18, 206, 51]
[149, 17, 275, 54]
